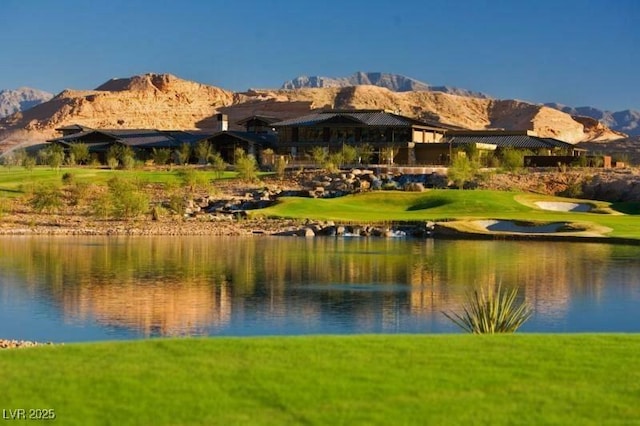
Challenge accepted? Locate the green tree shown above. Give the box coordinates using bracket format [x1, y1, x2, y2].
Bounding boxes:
[209, 151, 226, 179]
[447, 154, 479, 188]
[234, 148, 258, 181]
[326, 152, 343, 172]
[500, 148, 525, 172]
[176, 143, 192, 165]
[68, 143, 90, 165]
[177, 167, 210, 194]
[195, 140, 213, 165]
[151, 148, 172, 166]
[23, 155, 36, 171]
[105, 176, 149, 219]
[310, 146, 328, 168]
[355, 143, 374, 165]
[341, 145, 358, 166]
[44, 144, 65, 170]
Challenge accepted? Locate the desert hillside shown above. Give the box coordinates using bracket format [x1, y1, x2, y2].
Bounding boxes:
[0, 73, 624, 154]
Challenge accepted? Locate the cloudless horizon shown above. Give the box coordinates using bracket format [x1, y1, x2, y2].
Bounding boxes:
[2, 0, 639, 111]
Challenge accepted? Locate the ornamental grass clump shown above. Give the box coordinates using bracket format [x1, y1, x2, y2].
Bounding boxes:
[443, 284, 532, 334]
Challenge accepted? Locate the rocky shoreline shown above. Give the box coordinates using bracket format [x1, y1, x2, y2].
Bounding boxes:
[0, 339, 53, 349]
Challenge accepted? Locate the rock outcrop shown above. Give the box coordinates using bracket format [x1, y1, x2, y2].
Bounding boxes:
[0, 73, 624, 154]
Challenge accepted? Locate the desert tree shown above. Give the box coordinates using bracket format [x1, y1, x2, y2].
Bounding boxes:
[195, 140, 213, 165]
[68, 142, 90, 165]
[341, 144, 358, 166]
[310, 146, 328, 168]
[355, 143, 374, 165]
[175, 143, 192, 165]
[209, 151, 227, 179]
[234, 147, 259, 181]
[151, 148, 172, 167]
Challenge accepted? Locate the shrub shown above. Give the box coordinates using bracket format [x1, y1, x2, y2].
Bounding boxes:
[447, 155, 478, 188]
[195, 140, 212, 165]
[210, 151, 226, 179]
[61, 172, 74, 185]
[68, 182, 92, 207]
[121, 154, 136, 170]
[341, 145, 358, 166]
[175, 143, 192, 165]
[500, 148, 526, 172]
[234, 148, 258, 181]
[176, 167, 210, 194]
[274, 156, 287, 180]
[355, 143, 374, 165]
[104, 176, 150, 219]
[107, 157, 119, 170]
[443, 283, 532, 334]
[0, 197, 9, 218]
[310, 146, 328, 168]
[151, 148, 172, 167]
[23, 156, 36, 171]
[29, 183, 64, 213]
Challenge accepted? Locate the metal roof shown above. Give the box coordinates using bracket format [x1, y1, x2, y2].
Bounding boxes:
[48, 129, 205, 148]
[272, 110, 446, 129]
[207, 130, 277, 146]
[445, 135, 578, 150]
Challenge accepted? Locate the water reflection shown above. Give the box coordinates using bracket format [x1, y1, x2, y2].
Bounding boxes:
[0, 236, 639, 341]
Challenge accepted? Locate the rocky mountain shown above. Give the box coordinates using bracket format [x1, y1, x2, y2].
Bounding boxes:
[0, 87, 53, 118]
[281, 71, 489, 98]
[0, 73, 624, 154]
[545, 103, 640, 137]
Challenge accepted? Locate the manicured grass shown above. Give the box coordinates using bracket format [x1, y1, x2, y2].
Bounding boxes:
[254, 190, 640, 239]
[0, 166, 260, 197]
[1, 335, 639, 425]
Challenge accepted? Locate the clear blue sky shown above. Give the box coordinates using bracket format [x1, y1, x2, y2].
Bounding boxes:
[1, 0, 639, 111]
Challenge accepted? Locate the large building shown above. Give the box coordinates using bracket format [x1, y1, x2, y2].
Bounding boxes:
[271, 109, 453, 165]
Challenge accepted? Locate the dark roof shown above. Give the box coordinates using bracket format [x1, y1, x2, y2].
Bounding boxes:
[207, 130, 276, 146]
[236, 115, 280, 126]
[48, 128, 211, 149]
[272, 110, 448, 130]
[445, 135, 579, 150]
[54, 124, 92, 132]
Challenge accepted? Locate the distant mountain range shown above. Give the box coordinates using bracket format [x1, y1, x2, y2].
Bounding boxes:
[281, 71, 490, 99]
[281, 72, 640, 137]
[0, 87, 53, 118]
[544, 103, 640, 136]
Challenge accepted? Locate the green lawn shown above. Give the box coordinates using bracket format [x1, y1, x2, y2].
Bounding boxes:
[2, 335, 639, 425]
[0, 166, 255, 197]
[254, 190, 640, 239]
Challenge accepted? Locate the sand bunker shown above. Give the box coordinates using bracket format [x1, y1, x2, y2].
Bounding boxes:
[535, 201, 592, 212]
[474, 220, 570, 234]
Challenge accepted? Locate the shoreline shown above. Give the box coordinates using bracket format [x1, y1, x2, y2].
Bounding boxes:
[1, 215, 639, 245]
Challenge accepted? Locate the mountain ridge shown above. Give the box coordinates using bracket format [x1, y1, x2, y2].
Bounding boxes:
[545, 102, 640, 137]
[281, 71, 489, 99]
[0, 87, 53, 118]
[0, 73, 625, 155]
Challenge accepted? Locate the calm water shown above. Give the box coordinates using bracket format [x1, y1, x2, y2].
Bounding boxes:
[0, 236, 639, 342]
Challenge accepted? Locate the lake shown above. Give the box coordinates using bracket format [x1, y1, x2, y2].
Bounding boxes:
[0, 236, 639, 342]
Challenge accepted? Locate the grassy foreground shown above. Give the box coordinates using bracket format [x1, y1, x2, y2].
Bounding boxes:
[2, 335, 639, 425]
[255, 190, 640, 239]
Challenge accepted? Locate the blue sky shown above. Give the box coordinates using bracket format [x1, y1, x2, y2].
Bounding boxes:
[1, 0, 639, 111]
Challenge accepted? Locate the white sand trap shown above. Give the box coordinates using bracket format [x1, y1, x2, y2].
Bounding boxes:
[535, 201, 592, 212]
[474, 220, 569, 234]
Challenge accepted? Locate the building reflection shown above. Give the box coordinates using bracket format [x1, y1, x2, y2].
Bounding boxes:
[0, 236, 639, 337]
